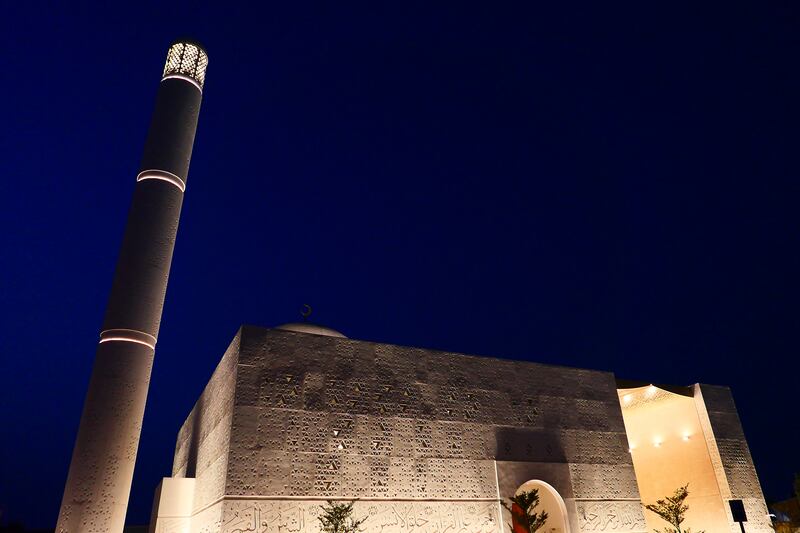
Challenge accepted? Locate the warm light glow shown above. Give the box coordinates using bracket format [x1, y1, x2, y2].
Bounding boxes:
[514, 480, 570, 533]
[162, 42, 208, 89]
[99, 336, 155, 349]
[623, 394, 632, 403]
[162, 73, 203, 92]
[620, 385, 736, 533]
[137, 170, 186, 192]
[99, 328, 157, 350]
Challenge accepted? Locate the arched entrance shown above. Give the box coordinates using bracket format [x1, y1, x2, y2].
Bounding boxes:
[512, 480, 570, 533]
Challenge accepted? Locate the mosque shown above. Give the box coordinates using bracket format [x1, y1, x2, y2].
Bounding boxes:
[55, 42, 770, 533]
[147, 324, 770, 533]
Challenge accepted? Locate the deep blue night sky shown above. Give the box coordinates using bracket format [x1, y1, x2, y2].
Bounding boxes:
[1, 2, 798, 528]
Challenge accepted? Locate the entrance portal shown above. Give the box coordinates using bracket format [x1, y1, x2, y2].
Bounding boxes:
[512, 480, 570, 533]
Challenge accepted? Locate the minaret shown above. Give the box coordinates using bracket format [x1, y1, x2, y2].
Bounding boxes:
[56, 41, 208, 533]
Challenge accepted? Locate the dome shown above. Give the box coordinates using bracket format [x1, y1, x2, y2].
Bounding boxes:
[275, 322, 347, 338]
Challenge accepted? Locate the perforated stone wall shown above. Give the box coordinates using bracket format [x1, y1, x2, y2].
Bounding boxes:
[694, 385, 771, 533]
[173, 332, 240, 513]
[171, 325, 648, 533]
[162, 42, 209, 88]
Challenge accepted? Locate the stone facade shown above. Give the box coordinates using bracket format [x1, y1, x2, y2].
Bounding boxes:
[151, 325, 765, 533]
[694, 385, 771, 533]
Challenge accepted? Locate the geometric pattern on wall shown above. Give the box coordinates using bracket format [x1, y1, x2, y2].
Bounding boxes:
[213, 326, 635, 504]
[568, 464, 640, 500]
[162, 42, 208, 88]
[695, 385, 772, 533]
[164, 327, 752, 533]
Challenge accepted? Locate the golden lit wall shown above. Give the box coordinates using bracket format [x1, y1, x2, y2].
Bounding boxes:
[619, 386, 729, 533]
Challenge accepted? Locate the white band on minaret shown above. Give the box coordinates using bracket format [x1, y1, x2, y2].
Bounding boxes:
[99, 328, 157, 349]
[136, 169, 186, 192]
[57, 40, 206, 533]
[161, 74, 203, 93]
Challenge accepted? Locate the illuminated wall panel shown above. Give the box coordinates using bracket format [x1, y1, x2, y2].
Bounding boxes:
[619, 386, 770, 533]
[154, 326, 647, 533]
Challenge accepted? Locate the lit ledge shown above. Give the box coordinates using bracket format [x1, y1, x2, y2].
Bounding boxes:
[137, 169, 186, 192]
[275, 322, 347, 338]
[99, 328, 157, 350]
[161, 73, 203, 92]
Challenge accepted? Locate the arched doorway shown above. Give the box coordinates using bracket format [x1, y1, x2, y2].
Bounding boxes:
[512, 480, 570, 533]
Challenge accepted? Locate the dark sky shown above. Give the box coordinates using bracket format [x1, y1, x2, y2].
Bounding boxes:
[1, 2, 798, 528]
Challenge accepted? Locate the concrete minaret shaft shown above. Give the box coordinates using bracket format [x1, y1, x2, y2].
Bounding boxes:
[56, 41, 208, 533]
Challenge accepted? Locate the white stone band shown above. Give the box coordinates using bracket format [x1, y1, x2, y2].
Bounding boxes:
[161, 73, 203, 93]
[136, 169, 186, 192]
[99, 329, 157, 350]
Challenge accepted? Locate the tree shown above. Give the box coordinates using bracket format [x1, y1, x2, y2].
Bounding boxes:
[643, 484, 704, 533]
[317, 500, 367, 533]
[501, 489, 549, 533]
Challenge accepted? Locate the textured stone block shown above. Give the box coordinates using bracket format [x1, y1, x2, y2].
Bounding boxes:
[166, 327, 728, 533]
